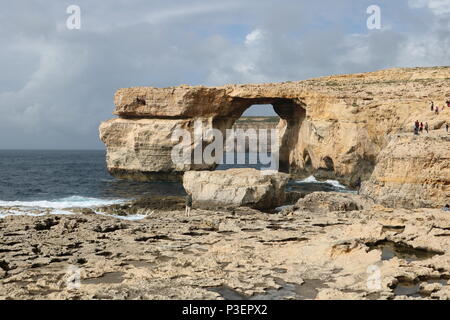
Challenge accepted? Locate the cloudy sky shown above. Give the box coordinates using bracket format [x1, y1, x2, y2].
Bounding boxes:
[0, 0, 449, 149]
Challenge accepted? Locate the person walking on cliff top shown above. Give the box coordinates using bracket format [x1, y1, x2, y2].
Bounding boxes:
[430, 101, 434, 111]
[420, 122, 424, 133]
[414, 120, 420, 134]
[425, 122, 429, 133]
[185, 194, 193, 217]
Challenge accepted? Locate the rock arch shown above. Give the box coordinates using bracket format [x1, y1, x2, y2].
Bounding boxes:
[99, 67, 450, 186]
[213, 97, 306, 173]
[100, 87, 309, 181]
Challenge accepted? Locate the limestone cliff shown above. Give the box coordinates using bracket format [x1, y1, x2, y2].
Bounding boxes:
[361, 132, 450, 209]
[100, 66, 450, 187]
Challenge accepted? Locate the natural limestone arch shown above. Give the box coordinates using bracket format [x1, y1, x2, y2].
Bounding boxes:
[211, 97, 306, 173]
[99, 85, 361, 184]
[100, 67, 450, 187]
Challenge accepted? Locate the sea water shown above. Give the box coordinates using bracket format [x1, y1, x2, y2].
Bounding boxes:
[0, 150, 184, 218]
[0, 150, 353, 218]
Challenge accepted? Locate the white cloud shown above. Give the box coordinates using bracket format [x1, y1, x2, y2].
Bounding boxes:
[245, 29, 265, 46]
[408, 0, 450, 16]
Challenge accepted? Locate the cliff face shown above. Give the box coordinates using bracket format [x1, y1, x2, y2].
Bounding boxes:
[99, 118, 216, 181]
[361, 133, 450, 209]
[100, 66, 450, 188]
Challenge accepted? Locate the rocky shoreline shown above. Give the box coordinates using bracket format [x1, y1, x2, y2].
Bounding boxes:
[1, 193, 450, 300]
[1, 67, 449, 300]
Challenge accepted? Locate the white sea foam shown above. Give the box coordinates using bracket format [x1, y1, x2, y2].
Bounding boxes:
[0, 209, 45, 219]
[324, 179, 347, 189]
[95, 212, 147, 221]
[299, 176, 320, 183]
[0, 196, 129, 219]
[0, 210, 146, 221]
[0, 196, 126, 209]
[297, 176, 348, 189]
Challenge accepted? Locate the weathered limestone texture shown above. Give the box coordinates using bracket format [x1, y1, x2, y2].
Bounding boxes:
[361, 132, 450, 208]
[294, 192, 374, 213]
[2, 201, 450, 300]
[183, 169, 289, 210]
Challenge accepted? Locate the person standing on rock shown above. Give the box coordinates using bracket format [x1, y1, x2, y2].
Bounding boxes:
[185, 194, 193, 217]
[430, 101, 434, 111]
[446, 123, 449, 133]
[355, 177, 362, 195]
[425, 122, 429, 133]
[420, 122, 424, 133]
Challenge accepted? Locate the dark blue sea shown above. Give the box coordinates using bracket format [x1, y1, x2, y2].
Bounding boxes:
[0, 150, 184, 212]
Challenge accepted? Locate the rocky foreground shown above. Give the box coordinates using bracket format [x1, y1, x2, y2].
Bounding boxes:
[1, 194, 450, 300]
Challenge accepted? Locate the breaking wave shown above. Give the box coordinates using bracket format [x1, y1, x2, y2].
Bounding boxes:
[0, 196, 129, 219]
[297, 176, 348, 190]
[0, 196, 126, 209]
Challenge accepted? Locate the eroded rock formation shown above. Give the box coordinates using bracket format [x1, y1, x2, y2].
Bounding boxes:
[361, 132, 450, 208]
[294, 192, 373, 213]
[100, 66, 450, 188]
[183, 169, 289, 210]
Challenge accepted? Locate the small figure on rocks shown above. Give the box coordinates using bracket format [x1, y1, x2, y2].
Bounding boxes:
[425, 122, 429, 133]
[446, 123, 449, 133]
[185, 194, 193, 217]
[430, 101, 434, 111]
[355, 177, 362, 195]
[420, 122, 424, 132]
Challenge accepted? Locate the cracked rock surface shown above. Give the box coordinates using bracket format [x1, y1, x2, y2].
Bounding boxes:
[1, 196, 450, 300]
